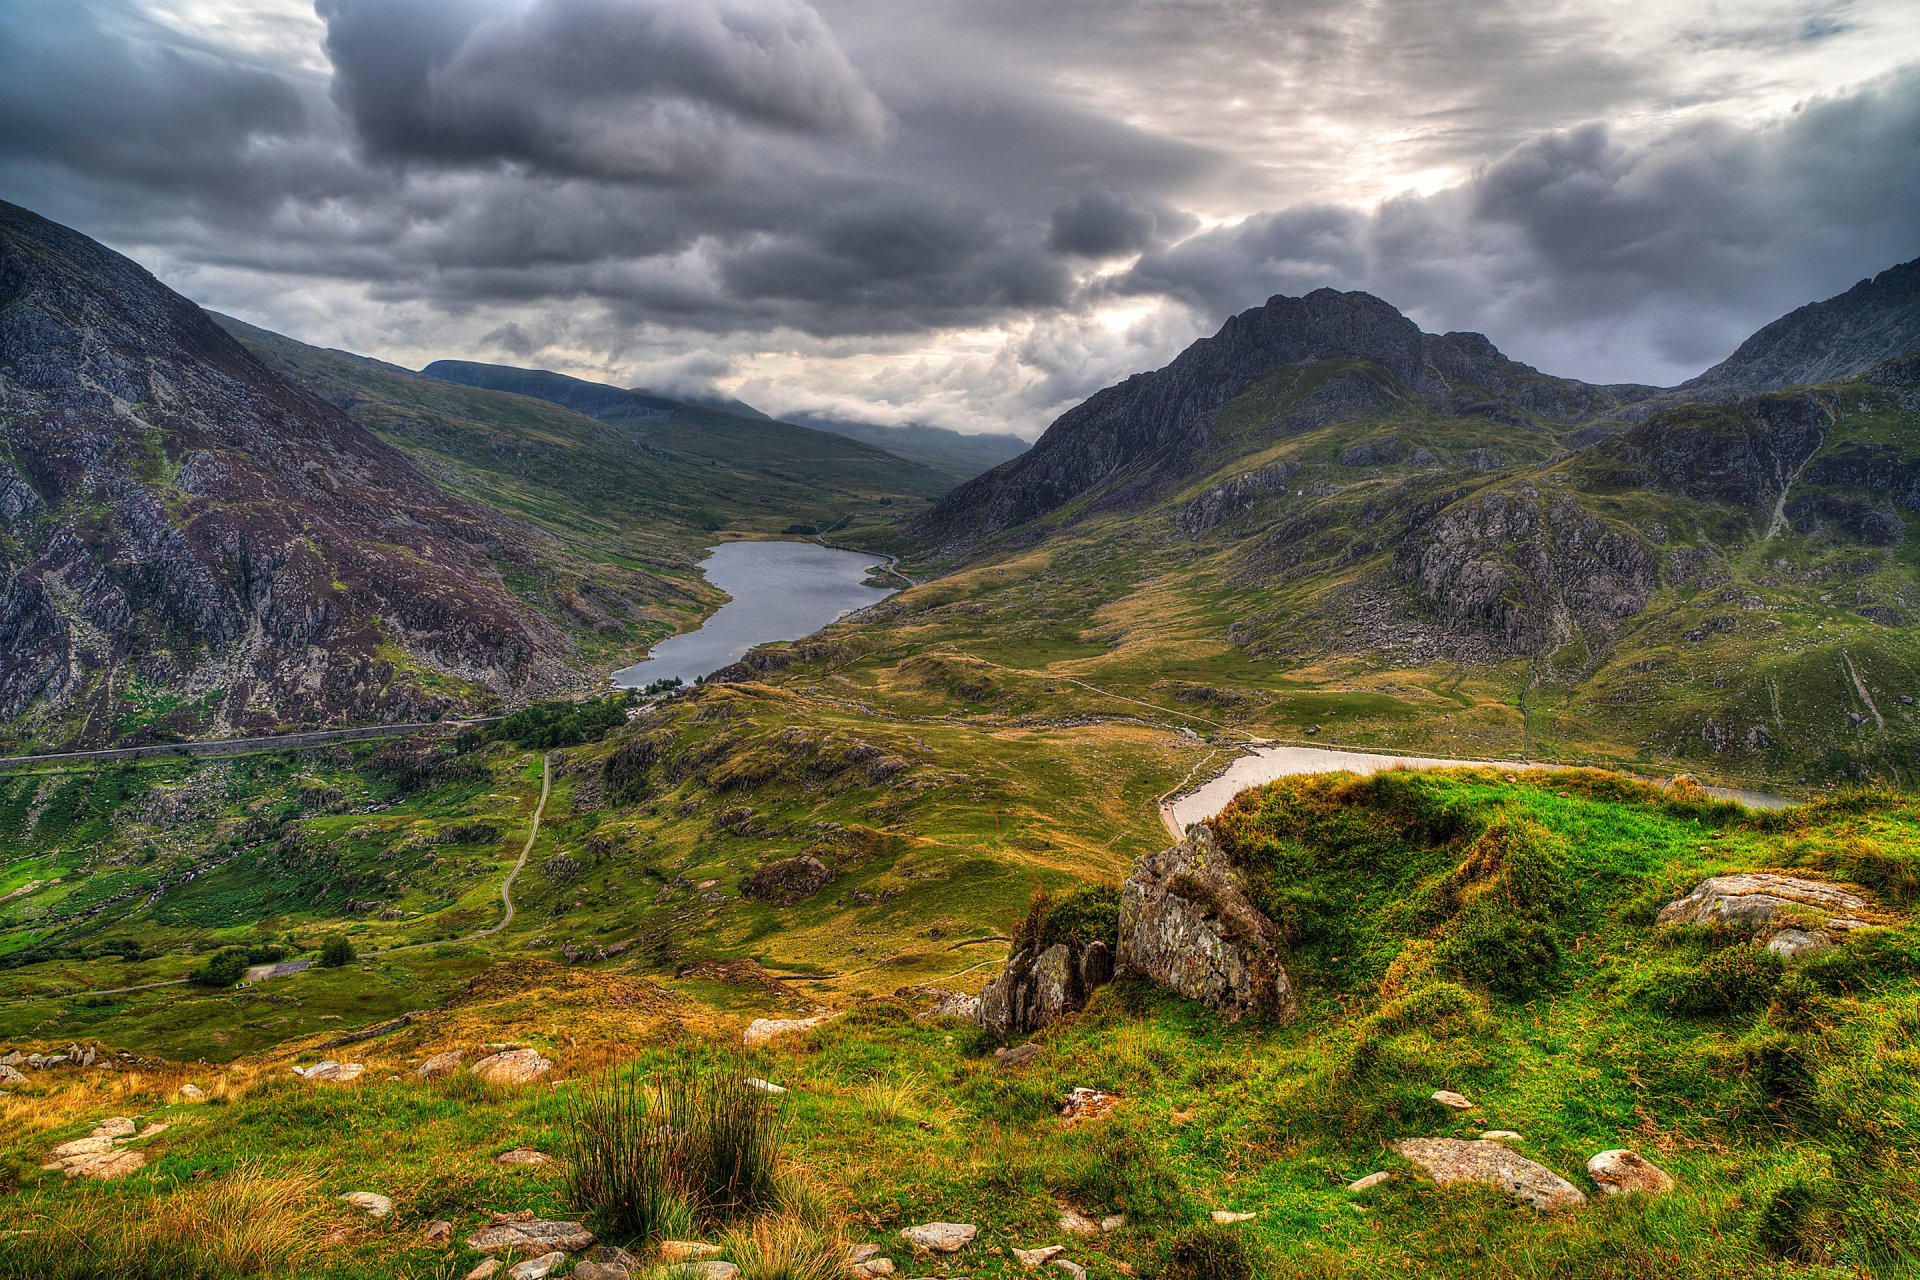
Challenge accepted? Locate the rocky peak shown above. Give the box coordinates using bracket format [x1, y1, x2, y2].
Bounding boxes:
[1679, 258, 1920, 399]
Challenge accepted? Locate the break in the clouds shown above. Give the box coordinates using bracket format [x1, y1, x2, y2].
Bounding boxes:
[0, 0, 1916, 436]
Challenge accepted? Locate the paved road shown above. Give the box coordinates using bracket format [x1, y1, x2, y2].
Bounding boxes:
[0, 717, 502, 772]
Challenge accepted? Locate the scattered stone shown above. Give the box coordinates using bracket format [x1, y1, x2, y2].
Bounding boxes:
[1481, 1131, 1522, 1142]
[0, 1050, 21, 1067]
[665, 1265, 739, 1280]
[1061, 1088, 1120, 1125]
[425, 1220, 454, 1243]
[1014, 1245, 1067, 1268]
[660, 1241, 722, 1262]
[1588, 1149, 1676, 1196]
[913, 988, 982, 1021]
[40, 1118, 154, 1179]
[900, 1222, 977, 1253]
[1051, 1261, 1089, 1280]
[415, 1049, 466, 1079]
[1348, 1172, 1391, 1192]
[290, 1060, 364, 1083]
[1211, 1211, 1256, 1224]
[178, 1083, 207, 1100]
[495, 1148, 552, 1166]
[94, 1117, 136, 1138]
[745, 1077, 787, 1094]
[130, 1121, 168, 1139]
[508, 1253, 567, 1280]
[850, 1260, 895, 1279]
[995, 1042, 1042, 1069]
[339, 1192, 393, 1217]
[0, 1065, 27, 1086]
[464, 1262, 502, 1280]
[1058, 1209, 1100, 1236]
[1658, 874, 1874, 957]
[594, 1245, 641, 1268]
[1392, 1138, 1586, 1212]
[1099, 1214, 1126, 1233]
[1117, 825, 1297, 1022]
[1431, 1090, 1474, 1110]
[573, 1265, 626, 1280]
[742, 1013, 838, 1048]
[470, 1048, 554, 1086]
[466, 1218, 596, 1255]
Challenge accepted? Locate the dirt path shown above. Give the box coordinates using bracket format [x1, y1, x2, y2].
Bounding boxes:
[471, 751, 551, 940]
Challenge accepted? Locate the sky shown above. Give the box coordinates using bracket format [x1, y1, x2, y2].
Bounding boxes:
[2, 0, 1917, 438]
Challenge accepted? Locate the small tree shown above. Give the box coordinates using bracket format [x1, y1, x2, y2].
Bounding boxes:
[188, 949, 248, 988]
[319, 936, 357, 968]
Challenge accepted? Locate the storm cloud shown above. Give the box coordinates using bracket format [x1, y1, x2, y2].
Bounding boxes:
[0, 0, 1914, 434]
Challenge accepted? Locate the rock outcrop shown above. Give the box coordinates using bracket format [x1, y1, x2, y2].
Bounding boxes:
[1587, 1149, 1675, 1196]
[470, 1048, 554, 1086]
[1392, 1138, 1586, 1212]
[976, 937, 1113, 1039]
[1117, 826, 1297, 1022]
[1656, 873, 1874, 955]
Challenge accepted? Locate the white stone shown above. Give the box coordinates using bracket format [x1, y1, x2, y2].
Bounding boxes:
[339, 1192, 393, 1217]
[900, 1222, 977, 1253]
[508, 1253, 566, 1280]
[1014, 1245, 1067, 1268]
[1348, 1171, 1391, 1192]
[1211, 1211, 1256, 1224]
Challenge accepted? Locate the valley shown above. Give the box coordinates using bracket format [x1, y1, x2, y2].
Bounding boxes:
[2, 202, 1918, 1279]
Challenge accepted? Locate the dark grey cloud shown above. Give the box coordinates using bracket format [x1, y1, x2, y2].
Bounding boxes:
[1118, 68, 1920, 383]
[318, 0, 885, 182]
[0, 0, 1914, 434]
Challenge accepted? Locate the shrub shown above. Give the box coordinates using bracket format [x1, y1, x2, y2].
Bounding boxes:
[567, 1053, 784, 1243]
[469, 697, 629, 751]
[718, 1214, 845, 1280]
[1038, 884, 1120, 949]
[1664, 946, 1783, 1015]
[188, 948, 248, 988]
[1157, 1221, 1256, 1280]
[318, 936, 356, 968]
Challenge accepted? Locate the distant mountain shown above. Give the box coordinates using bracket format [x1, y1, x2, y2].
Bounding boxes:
[892, 266, 1920, 783]
[0, 200, 574, 747]
[417, 358, 954, 494]
[1679, 258, 1920, 399]
[782, 412, 1028, 480]
[914, 287, 1652, 551]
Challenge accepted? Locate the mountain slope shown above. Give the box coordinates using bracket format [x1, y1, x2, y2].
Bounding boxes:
[1679, 257, 1920, 399]
[419, 358, 956, 497]
[912, 288, 1653, 553]
[0, 201, 575, 748]
[779, 411, 1028, 480]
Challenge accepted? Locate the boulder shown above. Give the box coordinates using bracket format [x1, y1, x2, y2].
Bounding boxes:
[742, 854, 834, 904]
[470, 1048, 553, 1086]
[900, 1222, 977, 1253]
[466, 1219, 596, 1255]
[977, 939, 1111, 1039]
[1117, 826, 1296, 1022]
[416, 1049, 466, 1078]
[1587, 1149, 1675, 1196]
[339, 1192, 393, 1216]
[178, 1083, 207, 1100]
[1392, 1138, 1586, 1212]
[291, 1060, 364, 1083]
[742, 1013, 837, 1048]
[1060, 1088, 1119, 1125]
[1657, 874, 1873, 956]
[508, 1254, 566, 1280]
[1014, 1245, 1067, 1268]
[0, 1064, 27, 1086]
[996, 1042, 1042, 1069]
[495, 1148, 552, 1166]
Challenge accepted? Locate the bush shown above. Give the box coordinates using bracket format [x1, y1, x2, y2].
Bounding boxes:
[188, 948, 248, 988]
[317, 936, 357, 967]
[1038, 884, 1121, 949]
[1158, 1221, 1256, 1280]
[471, 697, 629, 751]
[567, 1054, 785, 1243]
[1664, 945, 1783, 1015]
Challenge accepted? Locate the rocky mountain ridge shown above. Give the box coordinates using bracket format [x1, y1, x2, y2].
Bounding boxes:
[0, 200, 577, 747]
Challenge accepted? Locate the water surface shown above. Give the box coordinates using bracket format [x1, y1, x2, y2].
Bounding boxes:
[613, 541, 894, 688]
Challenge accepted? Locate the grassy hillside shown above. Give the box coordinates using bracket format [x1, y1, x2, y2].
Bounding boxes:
[220, 317, 954, 669]
[3, 768, 1916, 1278]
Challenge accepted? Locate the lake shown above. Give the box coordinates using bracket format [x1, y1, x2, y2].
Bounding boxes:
[611, 541, 896, 689]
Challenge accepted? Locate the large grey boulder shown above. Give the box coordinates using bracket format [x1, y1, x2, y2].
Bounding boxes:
[1392, 1138, 1585, 1212]
[977, 939, 1112, 1039]
[1657, 873, 1873, 955]
[1117, 826, 1296, 1022]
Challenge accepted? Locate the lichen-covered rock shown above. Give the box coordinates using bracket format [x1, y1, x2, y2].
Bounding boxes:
[900, 1222, 976, 1253]
[466, 1218, 595, 1255]
[1587, 1149, 1675, 1196]
[977, 939, 1112, 1039]
[470, 1048, 552, 1086]
[1117, 826, 1296, 1022]
[415, 1049, 465, 1079]
[1657, 873, 1875, 957]
[742, 1013, 837, 1048]
[1392, 1138, 1586, 1212]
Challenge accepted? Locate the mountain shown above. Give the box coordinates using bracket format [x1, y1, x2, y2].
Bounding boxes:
[778, 412, 1028, 480]
[886, 267, 1920, 784]
[913, 287, 1652, 552]
[0, 200, 574, 747]
[1678, 257, 1920, 399]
